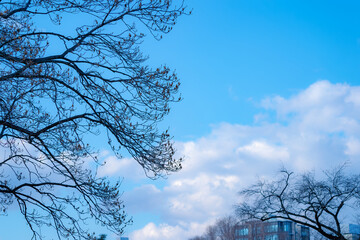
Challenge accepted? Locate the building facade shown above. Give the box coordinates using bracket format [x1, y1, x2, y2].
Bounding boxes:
[235, 220, 310, 240]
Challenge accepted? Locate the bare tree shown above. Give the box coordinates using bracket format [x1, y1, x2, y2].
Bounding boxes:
[236, 166, 360, 240]
[0, 0, 188, 239]
[216, 215, 237, 240]
[188, 216, 237, 240]
[204, 225, 218, 240]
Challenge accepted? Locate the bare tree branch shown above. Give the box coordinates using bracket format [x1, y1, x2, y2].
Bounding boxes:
[0, 0, 189, 239]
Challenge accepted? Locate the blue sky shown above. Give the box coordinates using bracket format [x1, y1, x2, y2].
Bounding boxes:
[125, 1, 360, 238]
[2, 1, 360, 239]
[142, 0, 360, 138]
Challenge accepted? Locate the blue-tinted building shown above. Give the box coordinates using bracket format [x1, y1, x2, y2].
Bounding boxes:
[235, 220, 310, 240]
[344, 224, 360, 240]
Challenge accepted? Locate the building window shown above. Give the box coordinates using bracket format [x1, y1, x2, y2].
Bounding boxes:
[252, 225, 261, 234]
[284, 222, 292, 232]
[237, 227, 249, 236]
[265, 223, 278, 233]
[301, 226, 309, 236]
[265, 234, 279, 240]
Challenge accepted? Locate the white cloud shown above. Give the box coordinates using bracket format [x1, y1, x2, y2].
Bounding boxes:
[130, 221, 211, 240]
[97, 153, 145, 180]
[345, 138, 360, 156]
[121, 81, 360, 240]
[237, 141, 289, 161]
[123, 184, 163, 214]
[262, 80, 360, 134]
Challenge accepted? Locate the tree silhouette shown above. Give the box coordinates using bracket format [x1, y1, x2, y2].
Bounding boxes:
[0, 0, 188, 239]
[188, 216, 237, 240]
[236, 166, 360, 240]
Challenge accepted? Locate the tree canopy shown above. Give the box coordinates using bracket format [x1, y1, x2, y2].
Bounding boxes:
[236, 166, 360, 240]
[0, 0, 188, 239]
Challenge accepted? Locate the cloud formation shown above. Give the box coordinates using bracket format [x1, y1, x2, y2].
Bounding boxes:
[117, 80, 360, 239]
[97, 151, 145, 180]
